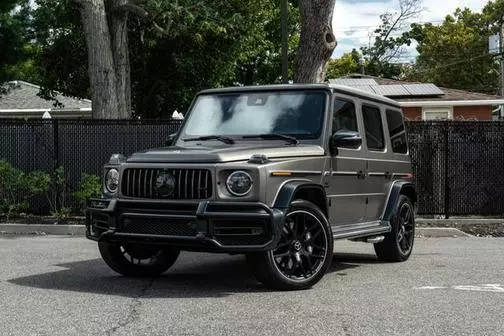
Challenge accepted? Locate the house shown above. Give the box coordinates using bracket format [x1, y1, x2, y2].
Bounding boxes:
[0, 80, 92, 119]
[329, 75, 504, 121]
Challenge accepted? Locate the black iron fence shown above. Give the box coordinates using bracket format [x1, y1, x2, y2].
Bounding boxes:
[1, 119, 504, 216]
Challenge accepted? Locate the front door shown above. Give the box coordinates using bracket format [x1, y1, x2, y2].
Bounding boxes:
[328, 97, 367, 226]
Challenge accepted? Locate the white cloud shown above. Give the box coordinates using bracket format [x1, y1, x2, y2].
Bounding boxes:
[332, 0, 490, 58]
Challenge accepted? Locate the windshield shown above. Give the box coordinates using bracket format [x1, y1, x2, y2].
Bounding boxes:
[180, 90, 327, 141]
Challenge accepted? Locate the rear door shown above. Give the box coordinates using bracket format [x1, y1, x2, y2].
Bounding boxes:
[328, 96, 367, 226]
[361, 104, 388, 222]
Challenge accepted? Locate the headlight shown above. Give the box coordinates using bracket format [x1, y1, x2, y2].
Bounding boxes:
[105, 168, 120, 193]
[226, 171, 253, 196]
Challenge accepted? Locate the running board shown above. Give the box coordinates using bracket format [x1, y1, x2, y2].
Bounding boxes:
[332, 221, 390, 240]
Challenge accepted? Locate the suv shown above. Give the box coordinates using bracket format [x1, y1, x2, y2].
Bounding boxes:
[87, 84, 416, 290]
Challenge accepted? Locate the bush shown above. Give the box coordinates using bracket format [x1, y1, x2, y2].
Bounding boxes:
[0, 160, 50, 218]
[73, 174, 102, 214]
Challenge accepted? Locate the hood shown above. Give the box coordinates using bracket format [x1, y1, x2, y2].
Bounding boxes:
[127, 144, 325, 163]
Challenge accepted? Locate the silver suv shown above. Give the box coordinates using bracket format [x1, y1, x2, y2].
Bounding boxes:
[87, 84, 416, 290]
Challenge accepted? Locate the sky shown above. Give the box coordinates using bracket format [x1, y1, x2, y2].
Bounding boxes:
[332, 0, 491, 59]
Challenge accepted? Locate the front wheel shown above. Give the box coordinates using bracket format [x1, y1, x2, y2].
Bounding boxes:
[374, 195, 415, 262]
[98, 241, 180, 277]
[247, 200, 333, 290]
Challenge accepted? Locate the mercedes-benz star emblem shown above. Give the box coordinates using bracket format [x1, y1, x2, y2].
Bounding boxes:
[155, 171, 176, 198]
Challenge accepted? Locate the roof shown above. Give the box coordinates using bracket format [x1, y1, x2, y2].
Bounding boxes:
[199, 83, 401, 108]
[332, 74, 504, 106]
[0, 80, 91, 111]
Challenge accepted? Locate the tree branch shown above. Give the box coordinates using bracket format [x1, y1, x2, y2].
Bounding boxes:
[115, 2, 148, 19]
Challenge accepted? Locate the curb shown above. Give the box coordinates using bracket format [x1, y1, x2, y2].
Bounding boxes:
[417, 218, 504, 225]
[0, 224, 86, 236]
[415, 227, 471, 238]
[0, 224, 471, 238]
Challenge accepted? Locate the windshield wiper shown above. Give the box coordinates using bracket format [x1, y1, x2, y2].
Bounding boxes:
[183, 135, 235, 144]
[241, 133, 299, 145]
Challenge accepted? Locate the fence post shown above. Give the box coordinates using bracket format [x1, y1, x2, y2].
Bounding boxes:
[443, 124, 450, 219]
[52, 119, 59, 169]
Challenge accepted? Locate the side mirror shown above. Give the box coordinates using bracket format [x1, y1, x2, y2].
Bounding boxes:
[330, 131, 362, 154]
[165, 133, 177, 146]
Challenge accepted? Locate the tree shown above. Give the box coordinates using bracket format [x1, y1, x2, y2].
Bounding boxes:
[325, 49, 362, 80]
[404, 5, 499, 93]
[294, 0, 337, 83]
[361, 0, 421, 78]
[0, 0, 36, 92]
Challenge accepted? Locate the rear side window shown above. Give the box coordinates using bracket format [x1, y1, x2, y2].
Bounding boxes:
[332, 99, 357, 133]
[386, 109, 408, 154]
[362, 105, 385, 151]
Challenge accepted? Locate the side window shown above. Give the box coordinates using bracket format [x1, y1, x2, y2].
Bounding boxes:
[386, 109, 408, 154]
[362, 105, 385, 151]
[332, 99, 357, 134]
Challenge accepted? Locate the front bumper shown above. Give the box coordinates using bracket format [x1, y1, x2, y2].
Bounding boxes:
[86, 198, 285, 253]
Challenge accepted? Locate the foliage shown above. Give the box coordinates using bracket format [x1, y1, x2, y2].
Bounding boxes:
[44, 166, 71, 218]
[0, 0, 38, 91]
[404, 5, 500, 93]
[0, 161, 49, 218]
[360, 0, 421, 78]
[326, 49, 362, 80]
[73, 174, 101, 214]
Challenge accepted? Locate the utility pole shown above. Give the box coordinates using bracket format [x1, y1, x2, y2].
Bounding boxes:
[280, 0, 289, 84]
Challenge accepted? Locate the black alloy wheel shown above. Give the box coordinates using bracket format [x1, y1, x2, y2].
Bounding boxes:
[271, 210, 328, 281]
[374, 195, 415, 262]
[247, 200, 333, 290]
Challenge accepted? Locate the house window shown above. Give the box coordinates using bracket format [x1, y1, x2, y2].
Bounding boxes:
[422, 107, 452, 120]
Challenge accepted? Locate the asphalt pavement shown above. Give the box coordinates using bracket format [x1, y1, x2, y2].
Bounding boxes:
[1, 235, 503, 336]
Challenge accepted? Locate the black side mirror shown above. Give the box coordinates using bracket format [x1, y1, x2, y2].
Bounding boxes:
[165, 133, 177, 146]
[330, 131, 362, 154]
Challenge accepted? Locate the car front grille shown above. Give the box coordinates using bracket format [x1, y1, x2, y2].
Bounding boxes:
[121, 168, 212, 200]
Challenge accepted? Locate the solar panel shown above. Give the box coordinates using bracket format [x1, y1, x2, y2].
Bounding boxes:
[404, 84, 444, 96]
[329, 78, 378, 86]
[371, 85, 410, 96]
[351, 85, 376, 94]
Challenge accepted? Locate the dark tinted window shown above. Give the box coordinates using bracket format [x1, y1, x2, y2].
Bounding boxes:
[386, 109, 408, 153]
[332, 99, 357, 133]
[362, 105, 385, 151]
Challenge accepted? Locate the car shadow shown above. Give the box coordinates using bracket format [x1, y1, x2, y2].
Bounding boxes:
[8, 252, 378, 298]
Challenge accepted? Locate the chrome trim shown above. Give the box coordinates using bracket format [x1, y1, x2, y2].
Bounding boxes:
[336, 156, 411, 164]
[331, 171, 358, 176]
[368, 172, 388, 176]
[327, 193, 385, 198]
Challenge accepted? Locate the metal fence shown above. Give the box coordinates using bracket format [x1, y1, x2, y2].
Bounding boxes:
[1, 119, 504, 216]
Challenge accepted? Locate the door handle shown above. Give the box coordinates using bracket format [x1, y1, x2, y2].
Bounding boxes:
[357, 170, 366, 179]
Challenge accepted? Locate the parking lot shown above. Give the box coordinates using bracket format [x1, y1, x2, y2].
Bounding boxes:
[1, 235, 503, 336]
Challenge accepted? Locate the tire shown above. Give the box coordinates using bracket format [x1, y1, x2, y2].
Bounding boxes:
[98, 241, 180, 277]
[247, 200, 333, 290]
[374, 195, 415, 262]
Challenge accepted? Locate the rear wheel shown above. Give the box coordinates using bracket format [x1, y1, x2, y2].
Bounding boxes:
[374, 195, 415, 262]
[98, 241, 180, 277]
[247, 200, 333, 290]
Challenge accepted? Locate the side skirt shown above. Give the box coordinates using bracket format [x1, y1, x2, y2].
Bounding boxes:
[332, 221, 391, 240]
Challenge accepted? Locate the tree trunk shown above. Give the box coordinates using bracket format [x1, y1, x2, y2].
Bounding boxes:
[109, 0, 131, 118]
[75, 0, 131, 119]
[295, 0, 337, 83]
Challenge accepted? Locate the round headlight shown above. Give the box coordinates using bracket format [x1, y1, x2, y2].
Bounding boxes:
[105, 168, 120, 193]
[226, 171, 253, 196]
